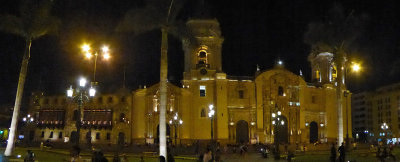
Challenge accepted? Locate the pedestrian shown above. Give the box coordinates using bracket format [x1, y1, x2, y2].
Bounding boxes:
[388, 146, 396, 161]
[24, 150, 35, 162]
[330, 143, 336, 162]
[70, 146, 82, 162]
[338, 142, 345, 162]
[167, 153, 175, 162]
[159, 156, 166, 162]
[121, 154, 128, 162]
[203, 148, 212, 162]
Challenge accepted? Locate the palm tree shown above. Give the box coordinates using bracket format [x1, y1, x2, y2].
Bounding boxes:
[304, 3, 366, 146]
[0, 0, 59, 156]
[117, 0, 195, 158]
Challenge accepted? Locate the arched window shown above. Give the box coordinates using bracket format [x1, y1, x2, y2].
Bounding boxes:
[278, 86, 284, 96]
[96, 132, 100, 140]
[197, 50, 208, 68]
[200, 109, 206, 117]
[315, 69, 321, 82]
[331, 65, 337, 81]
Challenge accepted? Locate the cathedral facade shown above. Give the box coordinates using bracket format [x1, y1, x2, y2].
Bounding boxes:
[25, 18, 351, 146]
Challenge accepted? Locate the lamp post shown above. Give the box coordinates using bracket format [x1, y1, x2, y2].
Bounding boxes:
[208, 104, 215, 161]
[335, 48, 361, 147]
[344, 62, 361, 147]
[81, 44, 111, 85]
[364, 130, 369, 143]
[67, 77, 96, 146]
[271, 110, 285, 144]
[22, 114, 34, 123]
[169, 112, 183, 146]
[381, 122, 389, 145]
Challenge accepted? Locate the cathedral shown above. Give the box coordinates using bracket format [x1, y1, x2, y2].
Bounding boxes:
[25, 17, 352, 146]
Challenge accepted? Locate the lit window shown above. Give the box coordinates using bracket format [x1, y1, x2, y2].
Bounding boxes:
[197, 50, 208, 68]
[315, 69, 321, 82]
[200, 85, 206, 97]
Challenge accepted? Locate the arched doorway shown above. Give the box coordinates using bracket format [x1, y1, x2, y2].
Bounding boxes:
[236, 120, 249, 144]
[274, 116, 288, 144]
[156, 124, 171, 143]
[309, 121, 318, 143]
[70, 131, 78, 144]
[118, 132, 125, 146]
[86, 132, 92, 145]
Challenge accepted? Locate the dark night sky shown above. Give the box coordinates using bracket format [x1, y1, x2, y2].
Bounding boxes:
[1, 0, 400, 108]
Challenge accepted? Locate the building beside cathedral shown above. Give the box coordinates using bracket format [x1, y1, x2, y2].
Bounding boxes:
[352, 83, 400, 143]
[24, 17, 352, 146]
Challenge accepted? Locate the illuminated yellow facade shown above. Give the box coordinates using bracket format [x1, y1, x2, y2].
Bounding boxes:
[26, 18, 351, 145]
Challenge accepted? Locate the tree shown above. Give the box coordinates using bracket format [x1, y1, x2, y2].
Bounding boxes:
[0, 0, 60, 156]
[304, 3, 367, 146]
[117, 0, 195, 158]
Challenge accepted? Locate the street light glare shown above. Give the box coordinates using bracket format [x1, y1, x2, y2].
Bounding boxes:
[67, 86, 73, 97]
[82, 44, 91, 53]
[89, 87, 96, 97]
[103, 53, 110, 60]
[102, 46, 109, 53]
[79, 78, 87, 87]
[351, 63, 361, 72]
[85, 52, 92, 59]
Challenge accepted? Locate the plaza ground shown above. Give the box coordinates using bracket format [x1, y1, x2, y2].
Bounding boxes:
[1, 144, 400, 161]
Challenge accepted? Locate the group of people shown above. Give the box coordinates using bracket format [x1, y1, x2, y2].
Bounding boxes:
[376, 144, 396, 162]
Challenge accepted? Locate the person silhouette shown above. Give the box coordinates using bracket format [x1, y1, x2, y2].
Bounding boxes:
[338, 142, 345, 162]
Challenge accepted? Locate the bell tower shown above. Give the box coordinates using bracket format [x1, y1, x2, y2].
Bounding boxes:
[308, 45, 337, 85]
[182, 19, 224, 80]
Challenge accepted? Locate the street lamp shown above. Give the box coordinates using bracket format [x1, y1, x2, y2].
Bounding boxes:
[208, 104, 215, 161]
[364, 130, 369, 142]
[67, 77, 96, 146]
[22, 114, 34, 123]
[169, 112, 183, 146]
[381, 122, 389, 144]
[271, 110, 285, 143]
[344, 61, 361, 147]
[81, 44, 111, 85]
